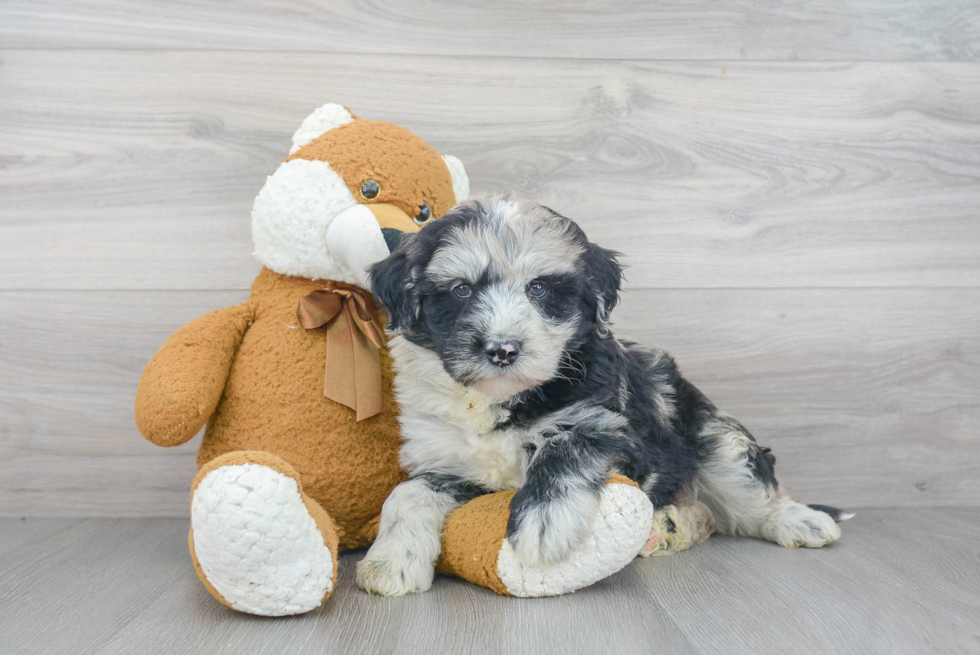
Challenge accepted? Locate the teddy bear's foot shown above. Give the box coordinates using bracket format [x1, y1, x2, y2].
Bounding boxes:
[437, 474, 653, 597]
[189, 451, 339, 616]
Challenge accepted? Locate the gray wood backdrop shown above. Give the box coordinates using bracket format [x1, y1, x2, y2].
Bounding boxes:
[1, 1, 978, 517]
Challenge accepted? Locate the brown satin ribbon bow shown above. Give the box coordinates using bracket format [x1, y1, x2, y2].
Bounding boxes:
[297, 281, 385, 422]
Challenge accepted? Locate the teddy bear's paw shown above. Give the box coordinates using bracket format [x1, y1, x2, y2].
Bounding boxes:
[355, 545, 436, 596]
[496, 479, 654, 597]
[191, 463, 334, 615]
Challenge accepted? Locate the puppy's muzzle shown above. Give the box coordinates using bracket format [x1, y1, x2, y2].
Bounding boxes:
[486, 341, 521, 367]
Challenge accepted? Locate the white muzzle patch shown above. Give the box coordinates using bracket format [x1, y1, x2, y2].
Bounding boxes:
[325, 204, 390, 289]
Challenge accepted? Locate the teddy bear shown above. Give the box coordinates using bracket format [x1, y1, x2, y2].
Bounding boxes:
[134, 104, 656, 616]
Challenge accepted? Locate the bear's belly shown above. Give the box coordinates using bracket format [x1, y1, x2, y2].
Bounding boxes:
[197, 308, 404, 549]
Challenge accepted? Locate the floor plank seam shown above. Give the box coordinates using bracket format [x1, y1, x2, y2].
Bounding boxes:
[1, 46, 979, 65]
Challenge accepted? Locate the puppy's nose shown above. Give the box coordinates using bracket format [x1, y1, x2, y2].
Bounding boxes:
[486, 341, 521, 367]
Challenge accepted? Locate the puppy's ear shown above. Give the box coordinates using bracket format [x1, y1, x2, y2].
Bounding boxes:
[583, 243, 623, 335]
[368, 238, 419, 332]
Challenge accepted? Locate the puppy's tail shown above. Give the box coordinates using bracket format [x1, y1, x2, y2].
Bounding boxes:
[808, 504, 856, 522]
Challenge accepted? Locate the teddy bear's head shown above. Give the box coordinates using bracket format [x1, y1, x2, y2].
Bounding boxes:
[251, 104, 469, 289]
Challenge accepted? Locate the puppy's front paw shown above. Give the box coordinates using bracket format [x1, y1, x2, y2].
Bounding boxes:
[506, 487, 600, 567]
[355, 542, 435, 596]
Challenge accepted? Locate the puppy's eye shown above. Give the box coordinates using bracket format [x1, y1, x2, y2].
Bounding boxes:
[453, 283, 472, 298]
[527, 281, 549, 298]
[414, 203, 432, 225]
[360, 179, 380, 200]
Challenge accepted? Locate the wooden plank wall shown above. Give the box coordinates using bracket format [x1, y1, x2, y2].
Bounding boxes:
[1, 1, 978, 516]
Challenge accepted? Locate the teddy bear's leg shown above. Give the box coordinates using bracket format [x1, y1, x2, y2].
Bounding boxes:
[436, 474, 653, 597]
[188, 451, 339, 616]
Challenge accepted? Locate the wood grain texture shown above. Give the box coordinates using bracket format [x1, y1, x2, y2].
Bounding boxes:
[1, 511, 977, 654]
[1, 1, 978, 522]
[3, 52, 980, 290]
[640, 508, 980, 654]
[0, 290, 245, 517]
[1, 287, 976, 517]
[1, 0, 979, 61]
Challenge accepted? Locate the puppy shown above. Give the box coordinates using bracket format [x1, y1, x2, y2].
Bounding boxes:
[357, 195, 849, 595]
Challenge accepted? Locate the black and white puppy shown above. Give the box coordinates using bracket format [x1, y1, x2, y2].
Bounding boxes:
[356, 195, 849, 596]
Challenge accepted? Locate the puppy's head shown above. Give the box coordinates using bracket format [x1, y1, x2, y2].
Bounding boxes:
[369, 194, 622, 399]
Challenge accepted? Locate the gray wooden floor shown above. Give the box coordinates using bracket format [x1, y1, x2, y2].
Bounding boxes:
[2, 510, 978, 655]
[2, 2, 979, 654]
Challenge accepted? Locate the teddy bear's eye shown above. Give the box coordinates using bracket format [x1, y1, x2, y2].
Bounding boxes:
[414, 203, 432, 225]
[360, 179, 380, 200]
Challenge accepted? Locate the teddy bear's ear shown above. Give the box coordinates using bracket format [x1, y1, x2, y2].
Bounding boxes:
[442, 154, 470, 204]
[289, 104, 356, 154]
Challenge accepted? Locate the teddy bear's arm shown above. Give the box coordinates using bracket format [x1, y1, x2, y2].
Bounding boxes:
[135, 302, 253, 447]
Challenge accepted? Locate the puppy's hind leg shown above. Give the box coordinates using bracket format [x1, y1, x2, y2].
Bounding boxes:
[639, 501, 715, 557]
[695, 418, 844, 548]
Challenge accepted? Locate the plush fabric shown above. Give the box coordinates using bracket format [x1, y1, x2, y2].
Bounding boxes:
[251, 159, 360, 284]
[135, 105, 473, 614]
[135, 303, 252, 447]
[138, 267, 406, 548]
[135, 104, 648, 615]
[196, 268, 405, 548]
[287, 119, 457, 222]
[289, 104, 355, 154]
[438, 475, 653, 597]
[437, 489, 514, 595]
[189, 451, 340, 615]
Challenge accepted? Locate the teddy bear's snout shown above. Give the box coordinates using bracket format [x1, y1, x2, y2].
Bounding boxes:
[381, 228, 403, 253]
[324, 202, 423, 289]
[369, 202, 422, 254]
[368, 202, 421, 236]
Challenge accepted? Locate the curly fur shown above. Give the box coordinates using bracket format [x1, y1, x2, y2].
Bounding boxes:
[361, 194, 850, 583]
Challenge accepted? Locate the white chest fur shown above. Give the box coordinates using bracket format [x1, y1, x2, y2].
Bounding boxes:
[389, 337, 531, 491]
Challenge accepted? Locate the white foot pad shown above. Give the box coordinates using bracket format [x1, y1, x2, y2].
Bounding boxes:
[191, 463, 334, 616]
[496, 482, 654, 597]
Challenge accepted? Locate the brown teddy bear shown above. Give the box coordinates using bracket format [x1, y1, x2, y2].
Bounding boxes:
[134, 105, 654, 616]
